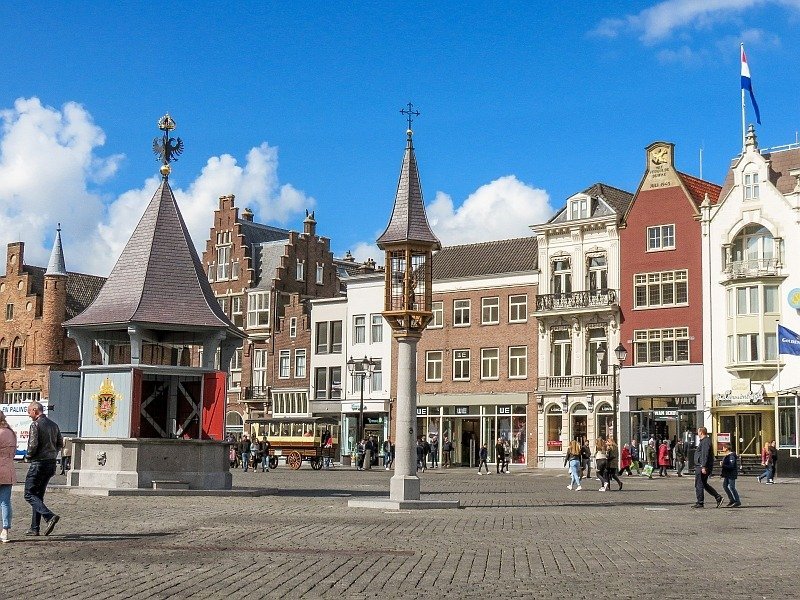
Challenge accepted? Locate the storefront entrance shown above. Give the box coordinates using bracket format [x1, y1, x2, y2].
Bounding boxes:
[719, 413, 763, 456]
[458, 418, 480, 467]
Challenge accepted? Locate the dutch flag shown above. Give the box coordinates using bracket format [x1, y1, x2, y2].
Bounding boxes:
[741, 44, 761, 125]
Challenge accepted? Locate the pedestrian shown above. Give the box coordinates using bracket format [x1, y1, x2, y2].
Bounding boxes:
[503, 439, 511, 473]
[416, 438, 426, 472]
[620, 443, 633, 476]
[250, 438, 261, 474]
[757, 442, 771, 483]
[477, 443, 489, 474]
[767, 441, 778, 484]
[580, 440, 592, 479]
[495, 438, 506, 474]
[356, 439, 365, 470]
[692, 427, 723, 509]
[261, 438, 271, 472]
[59, 437, 72, 475]
[564, 440, 582, 491]
[442, 437, 452, 468]
[239, 434, 251, 472]
[658, 440, 671, 477]
[422, 437, 431, 470]
[24, 401, 63, 536]
[720, 444, 741, 507]
[606, 440, 623, 490]
[645, 440, 656, 478]
[674, 440, 686, 477]
[364, 437, 374, 470]
[429, 434, 439, 469]
[383, 438, 392, 470]
[0, 410, 17, 543]
[629, 439, 641, 475]
[595, 438, 609, 491]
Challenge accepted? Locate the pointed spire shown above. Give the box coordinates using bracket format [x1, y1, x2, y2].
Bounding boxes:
[376, 122, 440, 250]
[745, 124, 758, 150]
[45, 224, 67, 276]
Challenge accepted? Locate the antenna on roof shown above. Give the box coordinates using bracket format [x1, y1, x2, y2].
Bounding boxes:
[699, 143, 704, 179]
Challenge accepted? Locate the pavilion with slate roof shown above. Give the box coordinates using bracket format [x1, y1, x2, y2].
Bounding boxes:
[65, 115, 244, 490]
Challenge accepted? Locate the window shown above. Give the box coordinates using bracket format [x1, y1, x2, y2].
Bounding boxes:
[587, 255, 607, 293]
[737, 333, 759, 362]
[218, 297, 229, 315]
[315, 322, 328, 354]
[634, 270, 688, 308]
[279, 350, 291, 378]
[329, 367, 342, 399]
[272, 391, 309, 416]
[508, 346, 527, 379]
[545, 405, 563, 451]
[247, 291, 270, 328]
[315, 321, 342, 354]
[216, 245, 230, 280]
[296, 259, 305, 281]
[11, 338, 23, 369]
[552, 258, 571, 295]
[353, 315, 366, 344]
[426, 351, 443, 381]
[371, 314, 383, 343]
[294, 349, 306, 378]
[3, 390, 40, 404]
[5, 304, 12, 321]
[509, 295, 527, 323]
[481, 297, 499, 325]
[0, 341, 7, 371]
[231, 260, 240, 280]
[634, 328, 690, 365]
[764, 286, 779, 313]
[429, 301, 443, 328]
[453, 299, 470, 327]
[252, 349, 268, 388]
[736, 286, 760, 315]
[314, 367, 327, 399]
[453, 349, 470, 381]
[481, 348, 499, 379]
[231, 296, 243, 327]
[289, 316, 297, 338]
[586, 328, 608, 375]
[207, 264, 215, 282]
[315, 263, 324, 285]
[777, 396, 799, 449]
[744, 171, 760, 200]
[551, 328, 571, 376]
[228, 348, 242, 391]
[765, 333, 777, 361]
[570, 197, 589, 220]
[647, 224, 675, 251]
[330, 321, 342, 353]
[731, 224, 774, 272]
[371, 360, 383, 392]
[314, 367, 340, 399]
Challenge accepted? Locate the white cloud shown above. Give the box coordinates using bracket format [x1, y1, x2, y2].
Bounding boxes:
[590, 0, 797, 44]
[0, 97, 313, 276]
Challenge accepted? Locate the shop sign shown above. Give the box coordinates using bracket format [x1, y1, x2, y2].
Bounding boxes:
[416, 407, 428, 416]
[350, 403, 360, 411]
[654, 409, 678, 420]
[365, 416, 383, 425]
[715, 390, 770, 406]
[498, 406, 511, 415]
[455, 406, 469, 415]
[546, 440, 563, 449]
[718, 433, 731, 443]
[788, 288, 800, 310]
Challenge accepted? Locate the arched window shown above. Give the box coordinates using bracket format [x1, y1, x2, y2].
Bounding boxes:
[596, 403, 614, 440]
[731, 224, 774, 273]
[11, 337, 23, 369]
[225, 411, 244, 433]
[545, 404, 563, 452]
[570, 403, 588, 443]
[0, 338, 7, 370]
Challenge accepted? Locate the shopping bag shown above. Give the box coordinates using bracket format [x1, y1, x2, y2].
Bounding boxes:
[642, 464, 654, 477]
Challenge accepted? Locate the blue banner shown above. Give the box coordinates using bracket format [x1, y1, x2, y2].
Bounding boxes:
[778, 325, 800, 356]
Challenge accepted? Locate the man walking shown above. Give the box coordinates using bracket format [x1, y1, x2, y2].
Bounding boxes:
[24, 401, 62, 536]
[495, 438, 505, 474]
[692, 427, 723, 509]
[238, 434, 251, 472]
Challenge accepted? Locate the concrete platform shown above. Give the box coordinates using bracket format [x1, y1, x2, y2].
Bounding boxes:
[48, 484, 277, 497]
[348, 497, 460, 510]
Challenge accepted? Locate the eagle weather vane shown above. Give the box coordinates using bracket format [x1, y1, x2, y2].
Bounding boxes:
[152, 113, 184, 179]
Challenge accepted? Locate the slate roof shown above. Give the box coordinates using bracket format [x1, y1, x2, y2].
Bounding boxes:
[45, 228, 66, 276]
[24, 266, 106, 319]
[376, 133, 441, 249]
[719, 143, 800, 201]
[238, 220, 290, 245]
[65, 179, 243, 336]
[431, 237, 538, 280]
[677, 171, 721, 206]
[548, 182, 633, 224]
[250, 240, 287, 290]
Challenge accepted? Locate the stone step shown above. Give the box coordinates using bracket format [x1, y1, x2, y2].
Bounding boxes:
[151, 480, 190, 490]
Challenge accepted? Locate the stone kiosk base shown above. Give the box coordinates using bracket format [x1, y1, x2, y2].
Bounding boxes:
[68, 438, 232, 490]
[348, 498, 460, 510]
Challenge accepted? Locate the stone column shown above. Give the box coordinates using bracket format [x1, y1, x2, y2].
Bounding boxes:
[390, 334, 420, 501]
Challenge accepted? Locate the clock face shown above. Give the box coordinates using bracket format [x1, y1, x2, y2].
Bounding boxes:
[651, 146, 670, 166]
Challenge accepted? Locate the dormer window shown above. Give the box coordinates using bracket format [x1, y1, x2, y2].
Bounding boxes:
[570, 197, 589, 220]
[744, 171, 760, 200]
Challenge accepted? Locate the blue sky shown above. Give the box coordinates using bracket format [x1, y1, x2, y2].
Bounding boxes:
[1, 1, 799, 275]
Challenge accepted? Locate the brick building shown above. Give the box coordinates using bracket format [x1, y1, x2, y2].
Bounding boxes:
[200, 195, 343, 433]
[414, 237, 539, 468]
[0, 228, 104, 405]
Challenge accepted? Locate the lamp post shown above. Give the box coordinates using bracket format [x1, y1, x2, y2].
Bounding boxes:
[597, 342, 627, 465]
[347, 355, 375, 443]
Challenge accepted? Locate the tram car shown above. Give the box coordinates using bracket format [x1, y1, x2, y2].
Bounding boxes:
[246, 416, 340, 470]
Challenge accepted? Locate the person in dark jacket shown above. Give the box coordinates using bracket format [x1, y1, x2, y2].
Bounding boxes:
[720, 444, 741, 507]
[477, 443, 489, 475]
[495, 438, 506, 474]
[238, 435, 251, 472]
[692, 427, 723, 509]
[24, 402, 63, 536]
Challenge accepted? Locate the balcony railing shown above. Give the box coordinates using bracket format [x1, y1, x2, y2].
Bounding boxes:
[538, 374, 612, 392]
[724, 259, 781, 280]
[244, 386, 270, 400]
[535, 289, 618, 312]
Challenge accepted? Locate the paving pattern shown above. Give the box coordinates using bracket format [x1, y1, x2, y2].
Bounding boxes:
[2, 464, 796, 599]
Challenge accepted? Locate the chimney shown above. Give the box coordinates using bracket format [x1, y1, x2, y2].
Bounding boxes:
[303, 210, 316, 236]
[242, 207, 254, 222]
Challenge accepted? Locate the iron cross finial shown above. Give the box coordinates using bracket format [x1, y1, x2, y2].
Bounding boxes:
[400, 102, 420, 137]
[152, 113, 184, 179]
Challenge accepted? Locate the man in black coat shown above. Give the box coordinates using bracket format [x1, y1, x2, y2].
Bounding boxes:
[693, 427, 723, 509]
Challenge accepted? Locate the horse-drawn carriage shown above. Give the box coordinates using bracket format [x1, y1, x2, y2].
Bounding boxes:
[247, 416, 340, 470]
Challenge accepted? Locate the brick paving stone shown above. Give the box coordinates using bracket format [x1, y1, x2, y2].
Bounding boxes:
[1, 463, 797, 599]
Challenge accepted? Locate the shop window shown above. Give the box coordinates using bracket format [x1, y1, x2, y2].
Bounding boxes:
[778, 396, 798, 448]
[545, 405, 563, 452]
[571, 404, 588, 443]
[596, 403, 614, 440]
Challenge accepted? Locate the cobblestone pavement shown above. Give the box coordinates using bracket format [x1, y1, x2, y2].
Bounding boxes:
[1, 463, 797, 599]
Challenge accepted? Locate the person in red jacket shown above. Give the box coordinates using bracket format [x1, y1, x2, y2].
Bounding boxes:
[658, 440, 671, 477]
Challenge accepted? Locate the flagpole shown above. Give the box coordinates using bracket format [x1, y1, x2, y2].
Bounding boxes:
[741, 43, 746, 152]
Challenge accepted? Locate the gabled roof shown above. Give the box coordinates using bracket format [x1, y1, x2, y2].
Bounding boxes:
[547, 182, 633, 224]
[65, 179, 242, 336]
[238, 219, 290, 245]
[432, 237, 538, 280]
[677, 171, 721, 207]
[25, 266, 106, 319]
[250, 240, 287, 290]
[376, 133, 440, 249]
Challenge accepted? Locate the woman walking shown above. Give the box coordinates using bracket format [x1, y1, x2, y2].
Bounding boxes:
[564, 440, 582, 491]
[658, 440, 671, 477]
[595, 439, 609, 491]
[606, 440, 623, 490]
[0, 410, 17, 543]
[620, 443, 633, 476]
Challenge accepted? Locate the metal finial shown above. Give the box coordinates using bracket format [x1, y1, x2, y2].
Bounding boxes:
[57, 222, 61, 233]
[152, 113, 184, 179]
[400, 102, 420, 137]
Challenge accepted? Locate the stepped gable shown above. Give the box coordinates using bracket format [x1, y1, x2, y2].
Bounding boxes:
[432, 237, 538, 280]
[377, 132, 440, 249]
[65, 179, 240, 334]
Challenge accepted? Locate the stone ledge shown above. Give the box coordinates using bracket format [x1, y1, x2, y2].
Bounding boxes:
[347, 497, 461, 510]
[47, 484, 277, 497]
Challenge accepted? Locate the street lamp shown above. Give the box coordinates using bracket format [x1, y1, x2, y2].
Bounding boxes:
[597, 343, 627, 465]
[347, 355, 375, 443]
